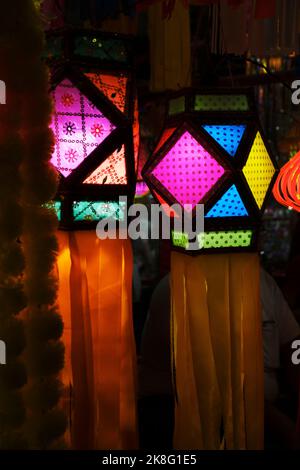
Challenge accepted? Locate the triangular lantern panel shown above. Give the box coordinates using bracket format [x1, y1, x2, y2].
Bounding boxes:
[83, 145, 127, 185]
[205, 184, 248, 218]
[85, 72, 127, 113]
[202, 124, 246, 157]
[50, 78, 115, 177]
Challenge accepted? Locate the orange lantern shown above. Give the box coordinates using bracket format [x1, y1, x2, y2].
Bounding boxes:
[45, 29, 139, 450]
[273, 151, 300, 212]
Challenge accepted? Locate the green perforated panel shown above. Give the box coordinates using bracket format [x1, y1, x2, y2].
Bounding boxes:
[172, 229, 253, 251]
[73, 201, 126, 222]
[195, 94, 249, 111]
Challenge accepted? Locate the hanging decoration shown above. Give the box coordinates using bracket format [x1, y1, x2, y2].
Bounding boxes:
[45, 28, 138, 449]
[45, 29, 136, 229]
[143, 89, 277, 253]
[143, 88, 278, 450]
[273, 150, 300, 212]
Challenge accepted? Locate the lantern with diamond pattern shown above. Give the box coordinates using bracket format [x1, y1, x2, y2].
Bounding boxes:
[142, 88, 278, 451]
[142, 89, 278, 253]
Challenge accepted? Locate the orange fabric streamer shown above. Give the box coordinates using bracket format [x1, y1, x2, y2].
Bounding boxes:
[56, 231, 138, 450]
[171, 252, 264, 450]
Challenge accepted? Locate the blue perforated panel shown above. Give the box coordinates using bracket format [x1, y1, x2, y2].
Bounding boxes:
[202, 124, 246, 157]
[205, 184, 248, 218]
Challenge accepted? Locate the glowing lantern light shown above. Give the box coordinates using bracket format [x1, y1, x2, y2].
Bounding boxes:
[142, 89, 278, 450]
[45, 29, 137, 229]
[151, 130, 228, 210]
[135, 180, 150, 198]
[45, 29, 139, 450]
[50, 78, 116, 177]
[273, 150, 300, 212]
[143, 89, 278, 252]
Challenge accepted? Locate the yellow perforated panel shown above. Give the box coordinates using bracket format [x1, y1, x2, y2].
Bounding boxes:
[242, 132, 275, 209]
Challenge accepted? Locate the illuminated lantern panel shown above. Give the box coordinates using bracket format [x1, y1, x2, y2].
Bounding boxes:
[273, 150, 300, 212]
[152, 131, 227, 211]
[202, 124, 246, 157]
[172, 230, 253, 250]
[85, 72, 127, 113]
[50, 79, 115, 177]
[133, 97, 140, 173]
[243, 131, 276, 209]
[205, 184, 248, 218]
[135, 181, 150, 198]
[200, 230, 253, 249]
[195, 94, 249, 111]
[45, 201, 62, 221]
[73, 200, 126, 222]
[84, 146, 127, 185]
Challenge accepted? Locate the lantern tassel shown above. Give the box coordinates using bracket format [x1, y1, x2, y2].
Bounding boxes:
[171, 251, 264, 449]
[56, 231, 138, 450]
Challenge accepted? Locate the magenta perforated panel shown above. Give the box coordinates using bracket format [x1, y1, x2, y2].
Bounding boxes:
[151, 131, 226, 211]
[50, 79, 116, 177]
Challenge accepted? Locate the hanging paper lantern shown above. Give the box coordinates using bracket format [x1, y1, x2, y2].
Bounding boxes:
[142, 88, 278, 450]
[142, 89, 278, 252]
[44, 29, 139, 450]
[273, 150, 300, 212]
[45, 29, 137, 228]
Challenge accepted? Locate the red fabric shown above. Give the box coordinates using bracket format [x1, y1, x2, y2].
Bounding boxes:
[254, 0, 276, 18]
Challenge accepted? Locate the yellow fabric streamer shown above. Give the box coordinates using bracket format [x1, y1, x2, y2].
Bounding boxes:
[148, 1, 191, 91]
[56, 231, 138, 450]
[171, 252, 264, 450]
